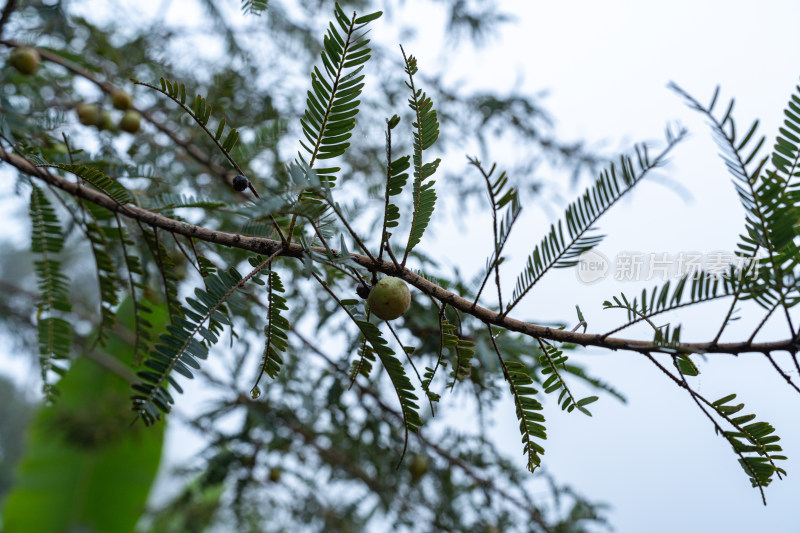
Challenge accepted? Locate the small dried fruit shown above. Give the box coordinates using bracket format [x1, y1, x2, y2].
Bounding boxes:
[232, 174, 248, 192]
[356, 282, 372, 299]
[367, 277, 410, 320]
[9, 47, 40, 75]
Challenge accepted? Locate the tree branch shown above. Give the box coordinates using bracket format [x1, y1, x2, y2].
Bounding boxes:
[4, 147, 799, 357]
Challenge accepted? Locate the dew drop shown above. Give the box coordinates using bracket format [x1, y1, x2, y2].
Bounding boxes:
[250, 386, 261, 399]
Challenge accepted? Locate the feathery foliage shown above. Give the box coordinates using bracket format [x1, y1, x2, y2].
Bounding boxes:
[143, 194, 227, 212]
[349, 337, 376, 382]
[401, 48, 441, 264]
[772, 82, 800, 184]
[469, 158, 521, 310]
[489, 329, 546, 472]
[40, 164, 133, 205]
[241, 0, 268, 16]
[334, 295, 422, 457]
[443, 317, 476, 389]
[6, 2, 800, 525]
[138, 225, 182, 321]
[114, 214, 154, 365]
[506, 127, 687, 315]
[603, 270, 742, 334]
[136, 77, 242, 160]
[79, 202, 121, 346]
[297, 4, 381, 185]
[537, 340, 598, 416]
[378, 116, 410, 260]
[355, 318, 422, 447]
[132, 265, 255, 425]
[712, 394, 786, 491]
[670, 84, 800, 312]
[29, 185, 72, 399]
[251, 264, 289, 397]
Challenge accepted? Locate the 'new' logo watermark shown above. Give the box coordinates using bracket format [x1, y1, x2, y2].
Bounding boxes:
[576, 250, 609, 284]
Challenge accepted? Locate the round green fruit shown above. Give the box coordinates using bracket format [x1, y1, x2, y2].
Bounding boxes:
[367, 277, 410, 320]
[9, 47, 40, 75]
[99, 110, 115, 131]
[119, 110, 141, 133]
[268, 468, 282, 482]
[408, 454, 428, 481]
[111, 89, 133, 110]
[76, 103, 101, 126]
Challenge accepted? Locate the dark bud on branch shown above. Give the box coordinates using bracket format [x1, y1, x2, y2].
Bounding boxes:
[356, 283, 372, 299]
[232, 174, 248, 192]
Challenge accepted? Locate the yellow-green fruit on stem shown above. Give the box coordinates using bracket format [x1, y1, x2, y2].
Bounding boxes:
[408, 454, 428, 481]
[119, 110, 141, 133]
[99, 110, 115, 131]
[367, 277, 410, 320]
[9, 47, 40, 75]
[268, 468, 282, 482]
[111, 89, 133, 110]
[76, 103, 101, 126]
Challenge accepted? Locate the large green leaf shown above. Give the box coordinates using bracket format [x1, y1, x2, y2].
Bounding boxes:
[2, 298, 167, 533]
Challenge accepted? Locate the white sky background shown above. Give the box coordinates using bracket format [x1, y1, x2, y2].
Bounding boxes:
[2, 1, 800, 532]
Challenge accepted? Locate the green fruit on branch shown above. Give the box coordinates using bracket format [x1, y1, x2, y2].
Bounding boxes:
[119, 110, 141, 133]
[367, 277, 410, 320]
[268, 468, 282, 483]
[9, 47, 40, 75]
[99, 110, 115, 131]
[76, 103, 101, 126]
[111, 89, 133, 110]
[408, 454, 428, 480]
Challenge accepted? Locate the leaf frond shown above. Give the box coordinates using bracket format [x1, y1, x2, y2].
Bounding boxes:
[538, 340, 597, 416]
[40, 163, 133, 205]
[241, 0, 268, 16]
[29, 185, 72, 399]
[603, 270, 740, 334]
[296, 3, 381, 189]
[506, 127, 687, 315]
[712, 394, 787, 490]
[132, 258, 272, 424]
[443, 319, 476, 390]
[401, 47, 441, 264]
[252, 263, 289, 391]
[135, 77, 242, 164]
[379, 117, 410, 260]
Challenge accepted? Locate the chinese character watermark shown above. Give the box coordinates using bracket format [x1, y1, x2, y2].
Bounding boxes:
[576, 250, 762, 284]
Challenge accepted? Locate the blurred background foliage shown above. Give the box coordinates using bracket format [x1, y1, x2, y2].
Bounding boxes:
[0, 0, 618, 531]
